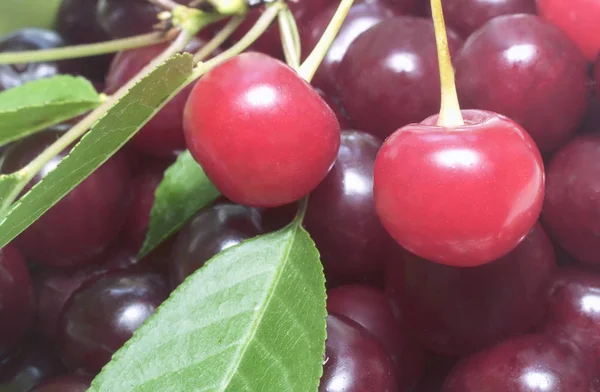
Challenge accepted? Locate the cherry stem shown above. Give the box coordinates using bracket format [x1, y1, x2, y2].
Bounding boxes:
[298, 0, 354, 82]
[193, 15, 246, 62]
[279, 5, 302, 70]
[294, 197, 309, 225]
[0, 31, 176, 65]
[430, 0, 463, 127]
[149, 0, 180, 10]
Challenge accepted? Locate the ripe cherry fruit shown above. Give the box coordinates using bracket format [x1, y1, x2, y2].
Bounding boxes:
[184, 52, 340, 208]
[373, 0, 544, 267]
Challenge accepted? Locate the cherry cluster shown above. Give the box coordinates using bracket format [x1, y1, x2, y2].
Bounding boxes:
[2, 0, 600, 391]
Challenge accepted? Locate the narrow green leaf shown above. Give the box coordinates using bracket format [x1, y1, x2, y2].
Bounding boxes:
[91, 225, 327, 392]
[138, 150, 221, 259]
[0, 172, 26, 215]
[0, 54, 194, 250]
[0, 75, 101, 146]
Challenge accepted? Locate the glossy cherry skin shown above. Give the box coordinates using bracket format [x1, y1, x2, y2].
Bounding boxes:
[327, 285, 424, 390]
[537, 266, 600, 368]
[97, 0, 183, 38]
[0, 29, 63, 91]
[455, 14, 589, 153]
[541, 134, 600, 265]
[106, 39, 212, 157]
[170, 202, 263, 287]
[442, 334, 596, 392]
[441, 0, 536, 37]
[337, 17, 463, 140]
[57, 270, 169, 373]
[536, 0, 600, 61]
[184, 52, 341, 208]
[32, 375, 92, 392]
[304, 131, 393, 284]
[0, 244, 35, 358]
[1, 131, 132, 266]
[320, 314, 397, 391]
[374, 110, 544, 267]
[300, 1, 400, 95]
[385, 223, 556, 356]
[0, 341, 66, 392]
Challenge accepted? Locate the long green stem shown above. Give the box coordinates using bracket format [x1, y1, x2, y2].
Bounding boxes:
[430, 0, 463, 127]
[0, 31, 174, 64]
[20, 30, 195, 186]
[193, 15, 245, 62]
[278, 6, 301, 70]
[298, 0, 354, 82]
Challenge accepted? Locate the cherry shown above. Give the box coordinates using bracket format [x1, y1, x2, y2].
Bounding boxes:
[304, 131, 393, 284]
[454, 14, 589, 153]
[0, 341, 66, 392]
[441, 0, 537, 37]
[537, 266, 600, 365]
[536, 0, 600, 61]
[337, 17, 463, 140]
[183, 52, 341, 208]
[0, 29, 64, 91]
[105, 38, 214, 157]
[320, 314, 397, 391]
[300, 1, 400, 95]
[541, 134, 600, 265]
[1, 131, 132, 267]
[170, 202, 263, 287]
[315, 88, 353, 130]
[379, 0, 420, 14]
[0, 244, 35, 358]
[326, 285, 424, 390]
[32, 375, 92, 392]
[56, 0, 113, 82]
[57, 269, 169, 373]
[596, 53, 600, 99]
[415, 354, 458, 392]
[385, 223, 556, 356]
[441, 334, 596, 392]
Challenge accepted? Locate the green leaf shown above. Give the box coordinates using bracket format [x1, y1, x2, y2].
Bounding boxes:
[0, 54, 194, 250]
[90, 224, 327, 392]
[0, 0, 62, 35]
[138, 150, 221, 259]
[0, 75, 101, 146]
[0, 172, 26, 215]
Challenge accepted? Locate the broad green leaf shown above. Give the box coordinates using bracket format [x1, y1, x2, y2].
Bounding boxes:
[0, 54, 194, 250]
[0, 0, 61, 35]
[138, 150, 220, 259]
[0, 75, 101, 146]
[91, 224, 327, 392]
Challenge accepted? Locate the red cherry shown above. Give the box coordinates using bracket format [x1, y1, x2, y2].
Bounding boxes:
[596, 53, 600, 99]
[536, 0, 600, 61]
[374, 110, 544, 266]
[183, 52, 340, 208]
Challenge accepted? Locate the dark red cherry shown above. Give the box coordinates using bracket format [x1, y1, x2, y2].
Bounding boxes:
[455, 14, 589, 153]
[415, 354, 458, 392]
[320, 314, 397, 392]
[538, 266, 600, 365]
[315, 88, 353, 129]
[0, 244, 35, 358]
[0, 341, 66, 392]
[0, 29, 63, 91]
[442, 334, 596, 392]
[58, 270, 169, 373]
[305, 131, 393, 283]
[542, 134, 600, 265]
[170, 202, 263, 287]
[379, 0, 419, 14]
[301, 1, 400, 95]
[106, 38, 214, 157]
[337, 17, 463, 140]
[32, 375, 92, 392]
[374, 110, 544, 266]
[1, 131, 132, 267]
[536, 0, 600, 61]
[183, 52, 341, 208]
[385, 223, 556, 356]
[440, 0, 536, 37]
[327, 285, 424, 390]
[596, 53, 600, 100]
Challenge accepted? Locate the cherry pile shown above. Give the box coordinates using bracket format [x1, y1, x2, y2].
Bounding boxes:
[2, 0, 600, 391]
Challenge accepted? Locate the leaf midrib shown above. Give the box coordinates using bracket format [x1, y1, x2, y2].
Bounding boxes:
[218, 225, 299, 391]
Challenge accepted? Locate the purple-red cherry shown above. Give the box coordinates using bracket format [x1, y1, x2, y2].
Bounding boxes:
[0, 244, 35, 358]
[183, 52, 340, 208]
[455, 14, 589, 153]
[385, 223, 556, 356]
[374, 110, 544, 267]
[32, 375, 92, 392]
[442, 334, 596, 392]
[596, 53, 600, 100]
